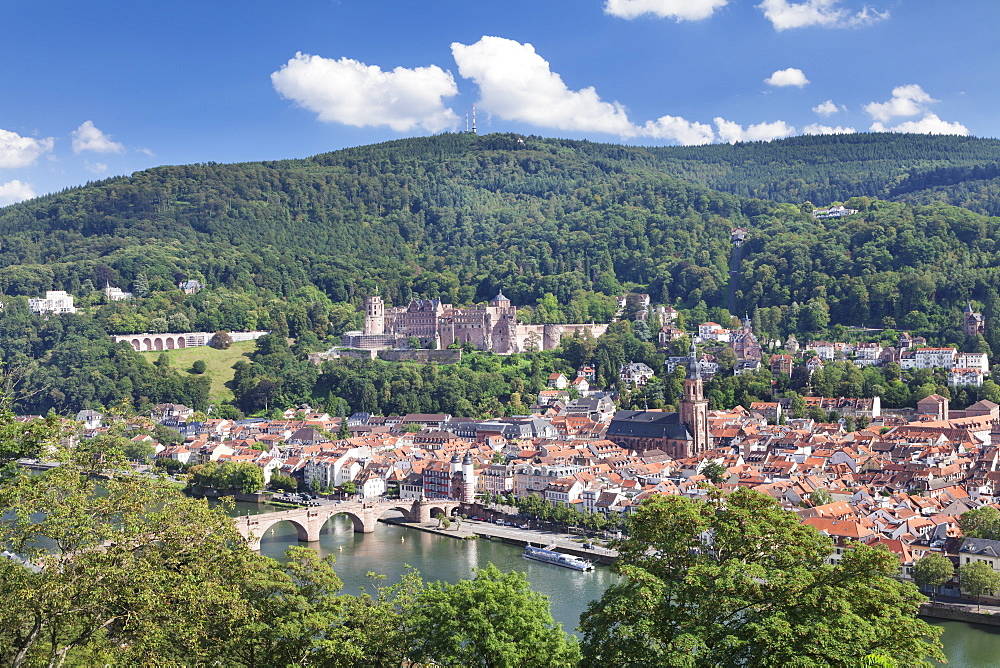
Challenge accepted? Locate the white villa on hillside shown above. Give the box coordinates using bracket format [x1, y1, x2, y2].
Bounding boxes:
[28, 291, 76, 314]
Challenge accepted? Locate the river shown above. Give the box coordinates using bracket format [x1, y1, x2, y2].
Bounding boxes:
[225, 500, 1000, 666]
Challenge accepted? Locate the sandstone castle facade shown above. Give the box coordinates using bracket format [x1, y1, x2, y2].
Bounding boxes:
[343, 292, 608, 354]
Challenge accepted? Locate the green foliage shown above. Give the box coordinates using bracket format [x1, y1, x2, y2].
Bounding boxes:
[225, 547, 419, 666]
[807, 488, 834, 507]
[187, 460, 264, 495]
[579, 488, 943, 667]
[268, 472, 298, 492]
[958, 506, 1000, 540]
[0, 134, 999, 415]
[0, 445, 259, 665]
[699, 460, 727, 485]
[208, 330, 233, 350]
[405, 563, 580, 667]
[959, 561, 1000, 610]
[0, 407, 66, 479]
[911, 553, 954, 602]
[340, 480, 356, 495]
[191, 359, 207, 374]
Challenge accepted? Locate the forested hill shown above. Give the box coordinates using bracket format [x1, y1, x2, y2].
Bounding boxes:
[642, 133, 1000, 216]
[1, 131, 1000, 333]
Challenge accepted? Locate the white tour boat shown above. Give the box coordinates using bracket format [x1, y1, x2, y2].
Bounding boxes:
[522, 544, 594, 571]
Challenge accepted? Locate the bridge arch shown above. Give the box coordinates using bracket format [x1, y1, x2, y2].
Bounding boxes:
[316, 509, 368, 534]
[424, 504, 458, 521]
[374, 504, 419, 523]
[254, 516, 312, 544]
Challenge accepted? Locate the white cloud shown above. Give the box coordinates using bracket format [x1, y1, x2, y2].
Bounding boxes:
[812, 99, 845, 116]
[452, 36, 713, 145]
[864, 84, 936, 122]
[804, 123, 855, 135]
[758, 0, 888, 31]
[452, 36, 635, 136]
[641, 115, 715, 145]
[714, 117, 796, 143]
[870, 114, 969, 136]
[85, 161, 109, 175]
[139, 148, 155, 157]
[71, 121, 125, 154]
[0, 129, 55, 168]
[271, 52, 459, 132]
[764, 67, 809, 87]
[0, 179, 36, 205]
[604, 0, 728, 21]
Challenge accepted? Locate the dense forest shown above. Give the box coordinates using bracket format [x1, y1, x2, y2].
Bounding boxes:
[1, 132, 999, 413]
[644, 132, 1000, 214]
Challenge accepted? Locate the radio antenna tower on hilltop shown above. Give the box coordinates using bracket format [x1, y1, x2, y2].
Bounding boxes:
[464, 105, 479, 134]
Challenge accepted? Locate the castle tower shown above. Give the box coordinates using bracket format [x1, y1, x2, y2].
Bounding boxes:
[679, 340, 710, 457]
[489, 290, 511, 309]
[364, 295, 385, 336]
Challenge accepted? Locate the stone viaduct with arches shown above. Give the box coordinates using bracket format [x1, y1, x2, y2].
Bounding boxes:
[234, 498, 463, 550]
[111, 330, 270, 352]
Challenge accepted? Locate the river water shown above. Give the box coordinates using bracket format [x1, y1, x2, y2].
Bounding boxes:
[226, 501, 1000, 665]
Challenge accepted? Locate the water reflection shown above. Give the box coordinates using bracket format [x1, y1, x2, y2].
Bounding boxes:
[243, 507, 617, 632]
[220, 499, 1000, 659]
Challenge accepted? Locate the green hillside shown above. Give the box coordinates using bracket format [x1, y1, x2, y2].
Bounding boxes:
[1, 132, 1000, 413]
[139, 340, 255, 404]
[642, 132, 1000, 213]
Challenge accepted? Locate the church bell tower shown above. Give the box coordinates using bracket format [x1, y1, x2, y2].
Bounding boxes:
[679, 340, 710, 456]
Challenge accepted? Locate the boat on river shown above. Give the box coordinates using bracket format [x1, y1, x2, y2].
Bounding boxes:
[522, 544, 594, 571]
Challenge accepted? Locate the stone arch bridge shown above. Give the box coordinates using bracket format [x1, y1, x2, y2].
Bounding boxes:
[234, 498, 463, 550]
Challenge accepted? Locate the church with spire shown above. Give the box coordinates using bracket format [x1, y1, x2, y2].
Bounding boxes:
[606, 341, 711, 459]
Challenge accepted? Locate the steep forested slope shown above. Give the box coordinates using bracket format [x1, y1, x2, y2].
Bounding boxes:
[644, 133, 1000, 214]
[0, 132, 999, 414]
[0, 132, 999, 328]
[0, 133, 743, 310]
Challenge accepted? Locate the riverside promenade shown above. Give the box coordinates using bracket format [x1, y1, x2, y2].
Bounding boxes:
[381, 515, 619, 565]
[920, 599, 1000, 627]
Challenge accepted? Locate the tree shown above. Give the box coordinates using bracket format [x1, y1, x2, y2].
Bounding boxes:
[911, 553, 954, 602]
[226, 547, 417, 667]
[958, 506, 1000, 540]
[209, 330, 233, 350]
[579, 488, 943, 667]
[699, 460, 727, 485]
[959, 561, 1000, 611]
[153, 423, 184, 445]
[0, 446, 260, 666]
[228, 461, 265, 494]
[0, 409, 68, 478]
[808, 488, 834, 507]
[269, 472, 298, 492]
[191, 359, 207, 374]
[405, 563, 580, 667]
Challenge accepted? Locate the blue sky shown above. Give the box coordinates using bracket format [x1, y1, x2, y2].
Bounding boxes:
[1, 1, 995, 204]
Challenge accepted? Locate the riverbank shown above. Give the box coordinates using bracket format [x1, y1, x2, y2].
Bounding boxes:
[921, 601, 1000, 627]
[380, 517, 619, 565]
